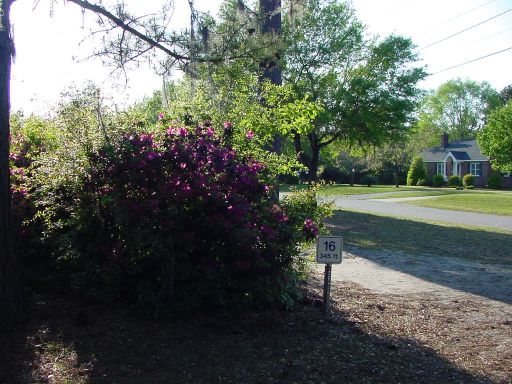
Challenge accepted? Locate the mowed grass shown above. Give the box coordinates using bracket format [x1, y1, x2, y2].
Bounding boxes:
[370, 190, 460, 199]
[404, 193, 512, 216]
[326, 210, 512, 265]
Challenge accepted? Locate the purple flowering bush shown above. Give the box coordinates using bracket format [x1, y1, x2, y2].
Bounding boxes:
[61, 123, 325, 312]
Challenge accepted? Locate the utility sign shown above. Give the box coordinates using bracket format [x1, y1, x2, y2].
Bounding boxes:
[316, 236, 343, 264]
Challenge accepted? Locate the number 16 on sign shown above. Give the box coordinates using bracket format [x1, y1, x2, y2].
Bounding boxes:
[316, 236, 343, 318]
[316, 236, 343, 264]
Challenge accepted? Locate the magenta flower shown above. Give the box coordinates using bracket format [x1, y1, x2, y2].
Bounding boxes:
[178, 127, 188, 137]
[246, 130, 255, 139]
[140, 133, 154, 144]
[207, 127, 215, 137]
[158, 112, 165, 120]
[303, 218, 318, 237]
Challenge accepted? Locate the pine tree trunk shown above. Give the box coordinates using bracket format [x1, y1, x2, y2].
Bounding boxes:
[260, 0, 283, 155]
[0, 0, 25, 329]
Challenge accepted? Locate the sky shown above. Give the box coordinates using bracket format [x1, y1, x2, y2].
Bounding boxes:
[10, 0, 512, 115]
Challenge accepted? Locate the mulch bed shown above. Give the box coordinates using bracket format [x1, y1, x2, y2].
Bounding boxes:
[1, 277, 511, 384]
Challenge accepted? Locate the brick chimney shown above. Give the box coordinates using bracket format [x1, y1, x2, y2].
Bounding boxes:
[441, 133, 449, 148]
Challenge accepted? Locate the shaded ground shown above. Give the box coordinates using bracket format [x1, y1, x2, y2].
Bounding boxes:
[1, 280, 511, 384]
[326, 210, 512, 266]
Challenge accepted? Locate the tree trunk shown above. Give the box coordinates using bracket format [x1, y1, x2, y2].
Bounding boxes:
[259, 0, 282, 86]
[292, 130, 311, 172]
[259, 0, 283, 155]
[0, 0, 25, 329]
[307, 133, 319, 181]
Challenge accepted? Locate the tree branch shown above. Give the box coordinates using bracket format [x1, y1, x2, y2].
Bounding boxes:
[66, 0, 190, 62]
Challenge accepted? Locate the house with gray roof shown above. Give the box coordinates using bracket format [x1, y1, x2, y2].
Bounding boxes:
[420, 133, 511, 188]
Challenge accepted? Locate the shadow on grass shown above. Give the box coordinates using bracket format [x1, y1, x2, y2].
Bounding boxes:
[0, 295, 494, 384]
[327, 210, 512, 304]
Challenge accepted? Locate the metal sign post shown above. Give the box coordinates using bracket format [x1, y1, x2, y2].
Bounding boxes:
[323, 264, 332, 318]
[316, 236, 343, 319]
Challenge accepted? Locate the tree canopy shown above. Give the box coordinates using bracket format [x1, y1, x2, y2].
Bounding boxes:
[282, 0, 426, 179]
[478, 101, 512, 173]
[414, 79, 501, 148]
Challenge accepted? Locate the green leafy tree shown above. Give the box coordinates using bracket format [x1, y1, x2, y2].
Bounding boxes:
[283, 0, 426, 180]
[414, 79, 501, 148]
[407, 156, 426, 186]
[500, 85, 512, 105]
[478, 101, 512, 173]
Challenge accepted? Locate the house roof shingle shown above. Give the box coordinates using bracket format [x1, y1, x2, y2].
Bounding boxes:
[420, 139, 488, 162]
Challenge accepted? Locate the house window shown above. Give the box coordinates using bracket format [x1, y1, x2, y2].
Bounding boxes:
[436, 163, 445, 175]
[470, 163, 481, 176]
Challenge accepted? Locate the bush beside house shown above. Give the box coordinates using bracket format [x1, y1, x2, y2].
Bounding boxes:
[432, 174, 445, 187]
[448, 175, 461, 187]
[463, 174, 474, 187]
[407, 156, 427, 186]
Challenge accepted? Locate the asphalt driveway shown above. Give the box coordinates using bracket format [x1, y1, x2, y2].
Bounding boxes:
[323, 192, 512, 231]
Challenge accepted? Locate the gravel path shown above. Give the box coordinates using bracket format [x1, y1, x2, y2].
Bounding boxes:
[319, 246, 512, 307]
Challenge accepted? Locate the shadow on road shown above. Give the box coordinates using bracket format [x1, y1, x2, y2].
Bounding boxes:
[327, 210, 512, 304]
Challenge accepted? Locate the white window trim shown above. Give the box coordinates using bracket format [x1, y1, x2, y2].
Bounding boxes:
[436, 162, 446, 176]
[470, 163, 481, 176]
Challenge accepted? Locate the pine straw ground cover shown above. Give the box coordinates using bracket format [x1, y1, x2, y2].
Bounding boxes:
[1, 277, 511, 384]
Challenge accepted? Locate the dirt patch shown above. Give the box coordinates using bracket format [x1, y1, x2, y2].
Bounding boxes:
[1, 277, 511, 384]
[326, 280, 512, 384]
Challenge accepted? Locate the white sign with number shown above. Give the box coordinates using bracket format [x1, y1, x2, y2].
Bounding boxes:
[316, 236, 343, 264]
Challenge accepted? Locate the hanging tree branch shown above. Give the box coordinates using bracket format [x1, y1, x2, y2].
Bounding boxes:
[66, 0, 191, 62]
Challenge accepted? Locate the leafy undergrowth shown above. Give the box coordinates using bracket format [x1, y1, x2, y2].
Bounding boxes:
[2, 278, 511, 384]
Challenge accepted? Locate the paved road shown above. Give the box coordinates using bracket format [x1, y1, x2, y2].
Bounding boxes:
[321, 192, 512, 231]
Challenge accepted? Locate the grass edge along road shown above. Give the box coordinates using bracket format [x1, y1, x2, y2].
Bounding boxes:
[326, 209, 512, 266]
[280, 184, 417, 195]
[281, 184, 512, 216]
[402, 192, 512, 216]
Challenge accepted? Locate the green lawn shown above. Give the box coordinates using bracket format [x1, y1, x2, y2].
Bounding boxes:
[326, 210, 512, 265]
[370, 190, 459, 199]
[404, 193, 512, 216]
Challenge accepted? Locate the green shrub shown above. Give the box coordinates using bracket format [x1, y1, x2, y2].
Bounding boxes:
[407, 157, 426, 186]
[360, 174, 377, 187]
[463, 173, 474, 187]
[432, 174, 445, 187]
[448, 175, 461, 187]
[282, 173, 300, 185]
[487, 172, 502, 189]
[320, 166, 344, 183]
[416, 178, 426, 186]
[37, 125, 332, 314]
